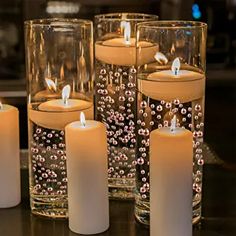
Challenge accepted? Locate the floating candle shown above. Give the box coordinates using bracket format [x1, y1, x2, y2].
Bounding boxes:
[29, 85, 93, 130]
[139, 57, 205, 102]
[95, 22, 158, 66]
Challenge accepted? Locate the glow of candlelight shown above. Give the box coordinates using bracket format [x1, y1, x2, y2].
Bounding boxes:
[62, 84, 71, 105]
[154, 52, 168, 65]
[80, 112, 86, 127]
[45, 78, 57, 92]
[171, 58, 180, 76]
[124, 22, 131, 45]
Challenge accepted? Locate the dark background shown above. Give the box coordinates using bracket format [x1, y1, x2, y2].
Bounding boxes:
[0, 0, 235, 165]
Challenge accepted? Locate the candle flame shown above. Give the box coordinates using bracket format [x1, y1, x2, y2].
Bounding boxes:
[80, 112, 86, 127]
[171, 43, 175, 54]
[62, 85, 71, 105]
[60, 65, 64, 80]
[45, 78, 57, 92]
[170, 115, 177, 132]
[124, 22, 131, 45]
[171, 58, 180, 76]
[0, 101, 2, 110]
[154, 52, 168, 65]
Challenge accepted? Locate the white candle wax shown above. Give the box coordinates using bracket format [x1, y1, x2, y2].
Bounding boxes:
[95, 38, 158, 66]
[0, 104, 21, 208]
[150, 122, 193, 236]
[139, 69, 205, 103]
[28, 100, 94, 130]
[65, 117, 109, 235]
[29, 85, 94, 130]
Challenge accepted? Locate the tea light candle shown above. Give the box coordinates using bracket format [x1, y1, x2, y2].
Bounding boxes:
[139, 58, 205, 102]
[95, 22, 158, 66]
[29, 85, 94, 130]
[0, 103, 20, 208]
[65, 112, 109, 235]
[150, 116, 193, 236]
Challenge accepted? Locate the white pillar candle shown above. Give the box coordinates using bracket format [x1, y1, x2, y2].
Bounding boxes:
[0, 103, 20, 208]
[95, 22, 158, 66]
[29, 85, 94, 130]
[65, 112, 109, 235]
[150, 116, 193, 236]
[139, 57, 205, 102]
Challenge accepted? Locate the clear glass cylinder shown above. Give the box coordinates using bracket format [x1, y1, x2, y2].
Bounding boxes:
[94, 13, 158, 200]
[135, 21, 207, 225]
[24, 18, 94, 218]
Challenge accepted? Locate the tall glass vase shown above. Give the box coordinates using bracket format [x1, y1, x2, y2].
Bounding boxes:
[135, 21, 207, 225]
[24, 19, 94, 218]
[94, 13, 158, 200]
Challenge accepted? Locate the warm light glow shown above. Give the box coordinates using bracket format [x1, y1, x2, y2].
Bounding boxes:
[154, 52, 168, 65]
[171, 43, 175, 54]
[170, 115, 177, 132]
[171, 58, 180, 76]
[60, 65, 64, 80]
[80, 112, 86, 127]
[46, 1, 80, 14]
[45, 78, 57, 92]
[0, 101, 2, 110]
[62, 85, 71, 105]
[124, 22, 131, 45]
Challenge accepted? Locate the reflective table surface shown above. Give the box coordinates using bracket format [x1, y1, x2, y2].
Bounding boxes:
[1, 150, 236, 236]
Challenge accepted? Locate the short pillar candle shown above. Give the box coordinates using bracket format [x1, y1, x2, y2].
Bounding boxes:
[65, 112, 109, 235]
[0, 103, 20, 208]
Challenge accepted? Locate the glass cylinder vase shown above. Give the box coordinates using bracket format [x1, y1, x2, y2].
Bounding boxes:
[24, 19, 94, 218]
[135, 21, 207, 225]
[94, 13, 158, 200]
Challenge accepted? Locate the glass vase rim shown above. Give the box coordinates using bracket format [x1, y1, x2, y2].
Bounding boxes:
[94, 13, 159, 21]
[137, 20, 207, 29]
[24, 18, 92, 27]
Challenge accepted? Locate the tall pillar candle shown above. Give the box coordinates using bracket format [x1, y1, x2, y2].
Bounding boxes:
[65, 113, 109, 235]
[150, 117, 193, 236]
[0, 103, 20, 208]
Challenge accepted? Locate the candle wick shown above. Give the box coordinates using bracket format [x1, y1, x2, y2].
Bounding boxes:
[174, 68, 178, 76]
[63, 98, 68, 106]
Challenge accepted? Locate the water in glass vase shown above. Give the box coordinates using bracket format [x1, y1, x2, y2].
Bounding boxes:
[28, 106, 69, 218]
[95, 58, 137, 199]
[135, 76, 204, 225]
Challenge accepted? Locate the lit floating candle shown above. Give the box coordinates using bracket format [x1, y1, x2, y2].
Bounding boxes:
[65, 112, 109, 235]
[150, 116, 193, 236]
[0, 102, 21, 208]
[29, 84, 93, 130]
[95, 21, 158, 66]
[139, 57, 205, 102]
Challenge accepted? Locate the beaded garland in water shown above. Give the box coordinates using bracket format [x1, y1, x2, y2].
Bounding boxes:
[95, 65, 137, 199]
[29, 124, 68, 218]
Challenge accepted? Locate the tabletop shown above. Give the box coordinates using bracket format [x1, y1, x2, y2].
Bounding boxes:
[0, 151, 236, 236]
